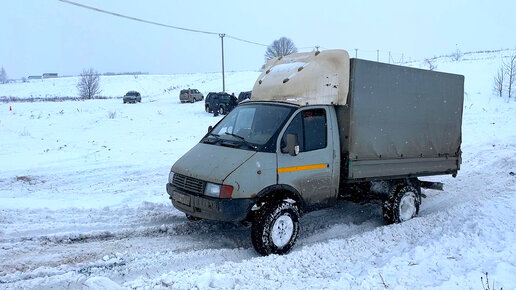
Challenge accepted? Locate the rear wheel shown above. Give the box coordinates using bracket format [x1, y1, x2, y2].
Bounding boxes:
[205, 105, 211, 113]
[218, 106, 225, 115]
[251, 201, 300, 256]
[382, 184, 420, 224]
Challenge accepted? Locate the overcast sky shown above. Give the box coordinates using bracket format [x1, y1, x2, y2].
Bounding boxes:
[1, 0, 514, 79]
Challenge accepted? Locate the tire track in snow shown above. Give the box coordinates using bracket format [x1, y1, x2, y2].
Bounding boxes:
[0, 200, 384, 287]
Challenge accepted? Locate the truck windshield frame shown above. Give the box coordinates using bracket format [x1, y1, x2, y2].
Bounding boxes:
[202, 103, 297, 153]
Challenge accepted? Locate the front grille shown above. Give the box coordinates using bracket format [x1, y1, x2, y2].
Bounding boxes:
[172, 173, 205, 194]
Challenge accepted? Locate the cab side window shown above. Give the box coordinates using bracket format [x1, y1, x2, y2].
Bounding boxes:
[282, 108, 327, 152]
[303, 109, 327, 151]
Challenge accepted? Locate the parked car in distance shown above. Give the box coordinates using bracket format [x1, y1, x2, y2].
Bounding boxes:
[204, 92, 238, 114]
[123, 91, 141, 103]
[204, 92, 220, 113]
[180, 88, 204, 103]
[238, 91, 252, 103]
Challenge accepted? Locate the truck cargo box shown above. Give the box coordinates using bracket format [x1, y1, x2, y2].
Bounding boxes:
[339, 59, 464, 179]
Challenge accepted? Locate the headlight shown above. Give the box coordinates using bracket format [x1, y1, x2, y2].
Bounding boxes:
[168, 171, 175, 184]
[204, 183, 221, 198]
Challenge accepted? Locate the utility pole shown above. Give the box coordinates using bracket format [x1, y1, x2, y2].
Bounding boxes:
[377, 50, 379, 62]
[355, 48, 358, 58]
[219, 33, 226, 92]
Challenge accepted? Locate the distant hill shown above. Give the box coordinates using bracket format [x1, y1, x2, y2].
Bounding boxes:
[0, 71, 260, 102]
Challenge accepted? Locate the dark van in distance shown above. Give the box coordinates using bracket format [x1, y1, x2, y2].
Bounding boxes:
[238, 91, 251, 103]
[205, 92, 238, 115]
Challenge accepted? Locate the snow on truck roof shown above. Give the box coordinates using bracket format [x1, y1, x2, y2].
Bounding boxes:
[251, 49, 350, 106]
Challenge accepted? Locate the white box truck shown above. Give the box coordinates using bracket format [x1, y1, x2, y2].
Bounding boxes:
[166, 49, 464, 255]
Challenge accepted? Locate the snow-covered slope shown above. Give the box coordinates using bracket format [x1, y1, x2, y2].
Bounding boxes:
[0, 53, 515, 289]
[0, 71, 259, 100]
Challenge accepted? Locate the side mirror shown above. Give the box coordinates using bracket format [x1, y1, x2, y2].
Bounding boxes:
[208, 125, 213, 133]
[283, 133, 300, 156]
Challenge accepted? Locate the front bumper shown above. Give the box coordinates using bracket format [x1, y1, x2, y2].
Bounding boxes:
[166, 183, 257, 222]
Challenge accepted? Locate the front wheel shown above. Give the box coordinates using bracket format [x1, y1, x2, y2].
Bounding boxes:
[251, 201, 300, 256]
[218, 106, 225, 115]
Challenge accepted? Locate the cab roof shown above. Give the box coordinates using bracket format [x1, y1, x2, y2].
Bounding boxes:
[251, 49, 350, 106]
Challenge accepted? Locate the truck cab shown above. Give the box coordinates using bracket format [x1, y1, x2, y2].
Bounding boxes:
[167, 101, 340, 255]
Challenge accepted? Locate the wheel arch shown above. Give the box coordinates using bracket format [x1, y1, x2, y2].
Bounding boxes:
[381, 177, 421, 199]
[254, 184, 306, 214]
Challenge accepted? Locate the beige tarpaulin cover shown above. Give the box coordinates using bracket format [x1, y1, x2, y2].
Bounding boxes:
[251, 49, 350, 106]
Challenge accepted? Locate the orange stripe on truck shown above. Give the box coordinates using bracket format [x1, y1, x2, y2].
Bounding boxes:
[277, 163, 326, 173]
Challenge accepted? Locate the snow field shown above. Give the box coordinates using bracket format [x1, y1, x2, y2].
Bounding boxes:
[1, 52, 515, 289]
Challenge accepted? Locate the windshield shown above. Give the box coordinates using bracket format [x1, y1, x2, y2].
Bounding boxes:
[204, 103, 296, 152]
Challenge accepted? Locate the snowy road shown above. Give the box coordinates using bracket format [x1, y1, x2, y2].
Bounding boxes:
[2, 141, 515, 289]
[1, 62, 515, 288]
[1, 167, 515, 289]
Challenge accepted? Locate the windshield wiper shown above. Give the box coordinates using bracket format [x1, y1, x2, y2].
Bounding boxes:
[224, 132, 257, 150]
[202, 132, 220, 144]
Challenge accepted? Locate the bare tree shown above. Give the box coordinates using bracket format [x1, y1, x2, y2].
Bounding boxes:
[493, 66, 504, 97]
[77, 68, 101, 99]
[264, 37, 298, 62]
[0, 67, 7, 84]
[424, 58, 436, 71]
[504, 54, 516, 100]
[451, 48, 462, 61]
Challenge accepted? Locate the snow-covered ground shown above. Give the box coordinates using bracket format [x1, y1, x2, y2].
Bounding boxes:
[0, 71, 258, 101]
[1, 52, 515, 289]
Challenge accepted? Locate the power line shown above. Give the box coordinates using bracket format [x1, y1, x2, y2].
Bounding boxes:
[58, 0, 268, 46]
[226, 35, 267, 47]
[57, 1, 410, 59]
[58, 0, 218, 35]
